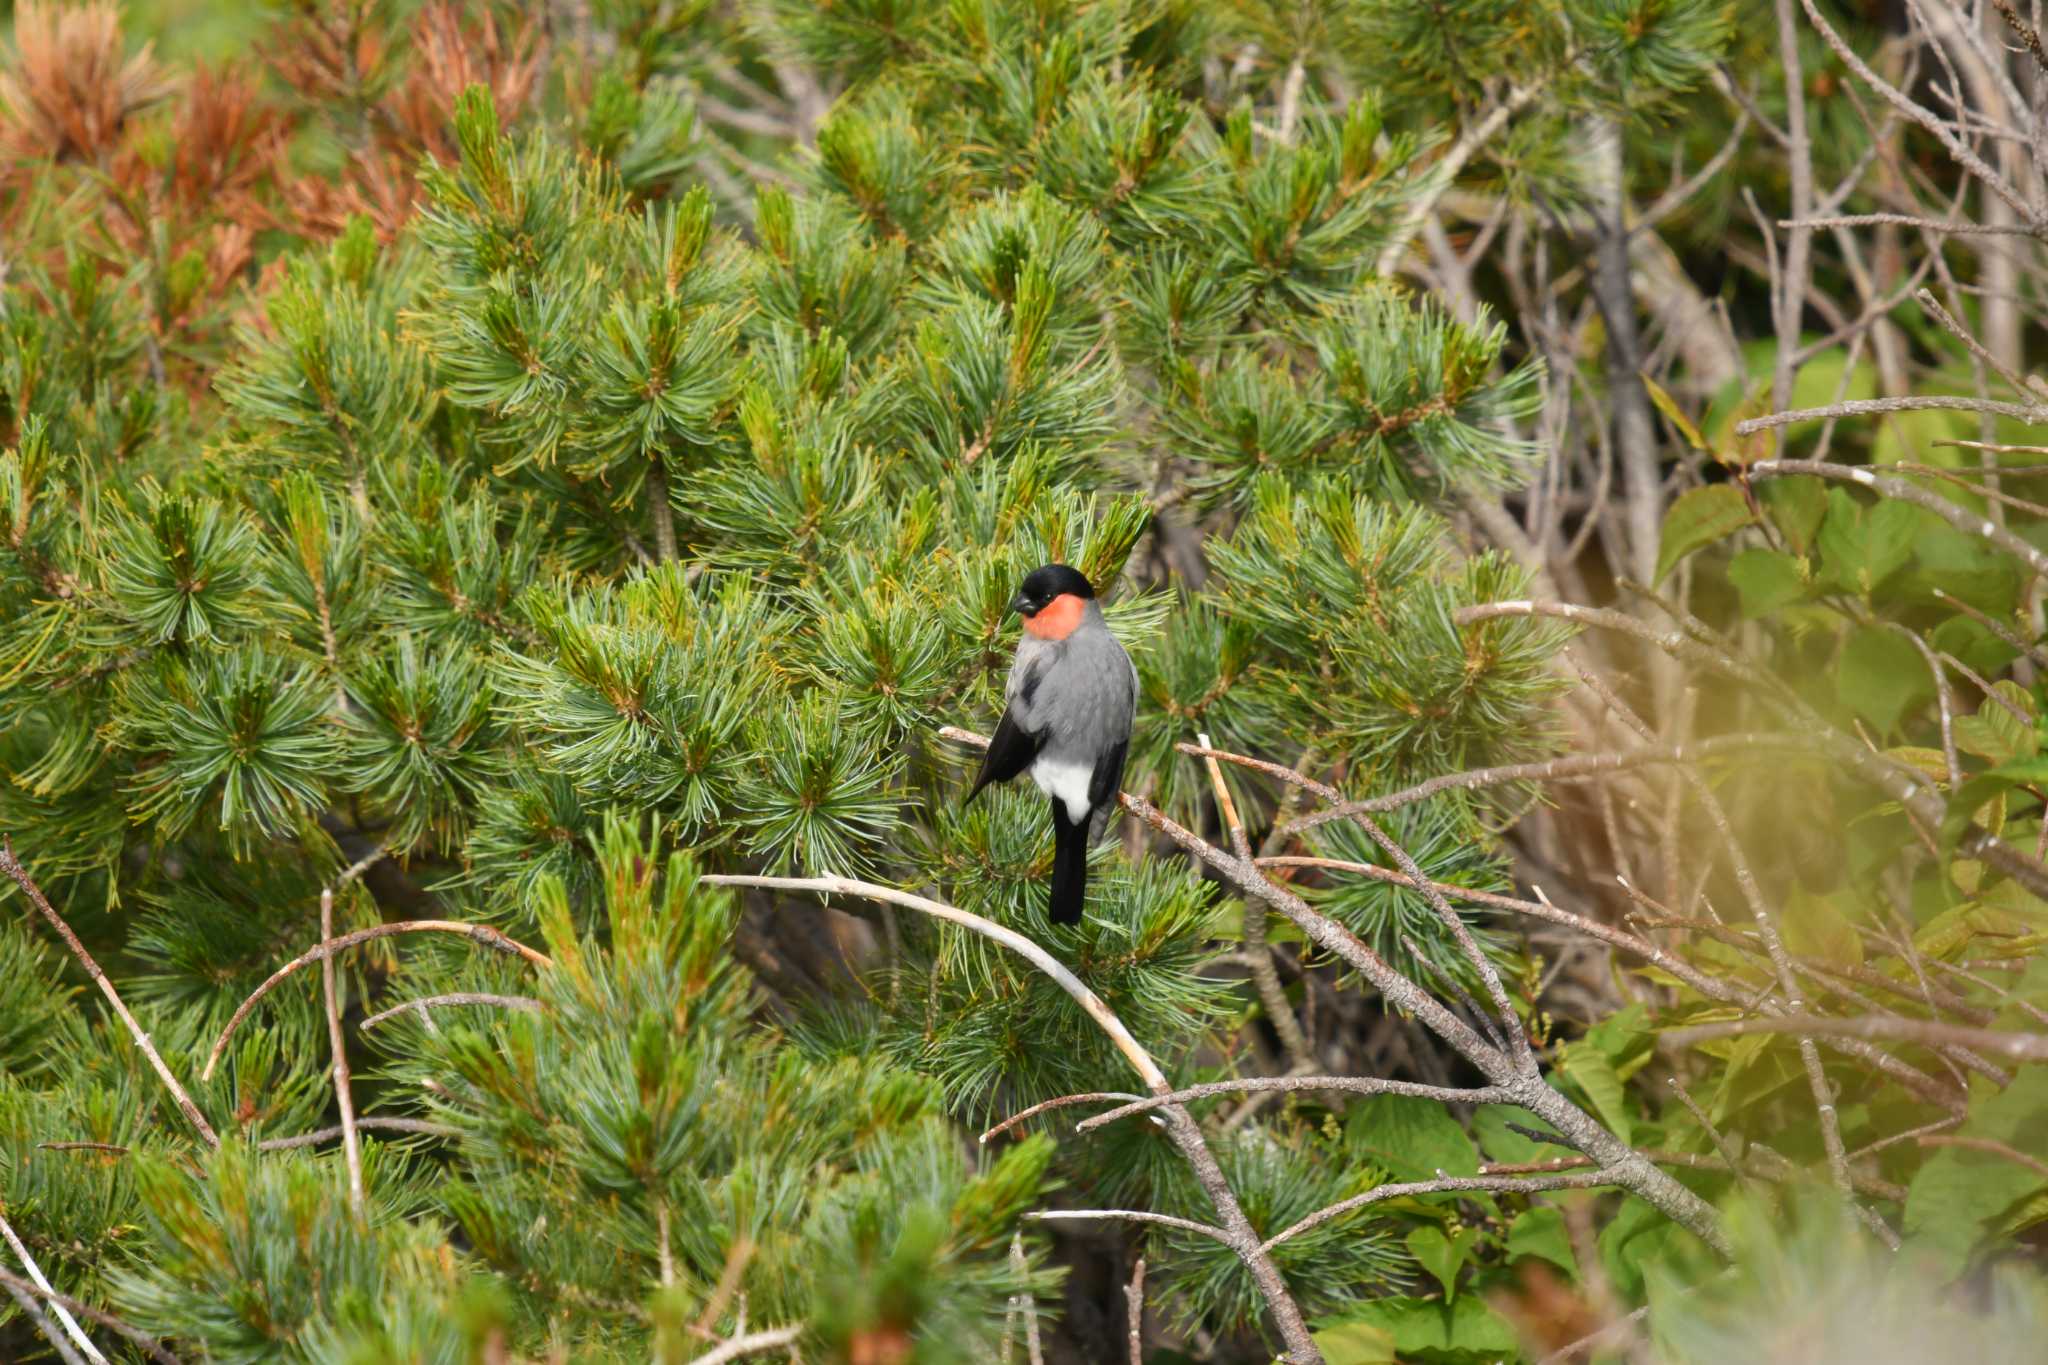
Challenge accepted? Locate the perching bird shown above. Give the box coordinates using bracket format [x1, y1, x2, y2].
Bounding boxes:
[967, 564, 1138, 924]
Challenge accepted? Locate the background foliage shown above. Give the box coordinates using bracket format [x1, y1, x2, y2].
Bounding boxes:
[1, 0, 2046, 1361]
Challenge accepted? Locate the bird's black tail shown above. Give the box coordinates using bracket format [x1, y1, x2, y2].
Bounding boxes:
[1049, 801, 1089, 925]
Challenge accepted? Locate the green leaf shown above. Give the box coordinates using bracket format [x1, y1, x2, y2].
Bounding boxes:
[1320, 1296, 1519, 1363]
[1559, 1042, 1633, 1144]
[1781, 889, 1864, 968]
[1472, 1106, 1553, 1164]
[1655, 484, 1756, 582]
[1762, 476, 1827, 554]
[1953, 683, 2038, 766]
[1406, 1223, 1480, 1303]
[1726, 547, 1808, 618]
[1835, 626, 1933, 733]
[1346, 1094, 1480, 1180]
[1312, 1319, 1397, 1365]
[1644, 374, 1706, 450]
[1816, 488, 1918, 595]
[1904, 1069, 2048, 1273]
[1506, 1206, 1579, 1278]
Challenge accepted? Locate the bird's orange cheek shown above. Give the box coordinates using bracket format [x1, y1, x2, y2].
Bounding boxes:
[1022, 593, 1087, 640]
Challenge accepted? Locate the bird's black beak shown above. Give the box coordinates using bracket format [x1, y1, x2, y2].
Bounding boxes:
[1009, 592, 1034, 617]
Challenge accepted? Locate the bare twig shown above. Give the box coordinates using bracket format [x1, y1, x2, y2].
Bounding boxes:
[358, 993, 545, 1032]
[1663, 1014, 2048, 1059]
[319, 889, 365, 1221]
[1735, 393, 2048, 433]
[1262, 1172, 1615, 1253]
[256, 1117, 458, 1151]
[1005, 1232, 1044, 1365]
[0, 844, 218, 1147]
[1024, 1209, 1235, 1246]
[1917, 1134, 2048, 1180]
[980, 1091, 1142, 1144]
[690, 1324, 804, 1364]
[202, 922, 552, 1080]
[1126, 1257, 1146, 1365]
[1199, 730, 1312, 1071]
[1075, 1077, 1512, 1132]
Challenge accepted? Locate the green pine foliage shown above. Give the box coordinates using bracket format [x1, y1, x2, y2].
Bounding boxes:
[10, 0, 2044, 1361]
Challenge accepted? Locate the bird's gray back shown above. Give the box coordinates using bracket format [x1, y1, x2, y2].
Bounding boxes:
[1006, 609, 1136, 765]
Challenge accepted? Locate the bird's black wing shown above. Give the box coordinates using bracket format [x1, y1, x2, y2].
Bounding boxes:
[1086, 737, 1129, 824]
[967, 707, 1041, 803]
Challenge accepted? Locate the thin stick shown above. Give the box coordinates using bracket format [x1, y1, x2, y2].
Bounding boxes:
[1126, 1256, 1145, 1365]
[0, 1208, 106, 1363]
[0, 844, 218, 1147]
[1024, 1209, 1235, 1246]
[256, 1117, 457, 1151]
[1916, 1135, 2048, 1180]
[1076, 1077, 1512, 1132]
[1278, 734, 1806, 836]
[358, 993, 544, 1031]
[1008, 1232, 1044, 1365]
[202, 922, 552, 1080]
[1777, 213, 2038, 234]
[1663, 1014, 2048, 1059]
[319, 889, 365, 1221]
[1261, 1173, 1614, 1253]
[690, 1325, 803, 1364]
[1734, 393, 2048, 434]
[1198, 730, 1311, 1070]
[981, 1091, 1142, 1144]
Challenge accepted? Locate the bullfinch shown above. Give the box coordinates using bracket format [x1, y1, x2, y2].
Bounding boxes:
[967, 564, 1137, 924]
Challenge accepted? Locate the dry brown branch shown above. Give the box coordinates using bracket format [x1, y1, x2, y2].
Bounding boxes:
[1, 843, 219, 1147]
[1778, 213, 2038, 234]
[1794, 0, 2043, 228]
[202, 921, 552, 1080]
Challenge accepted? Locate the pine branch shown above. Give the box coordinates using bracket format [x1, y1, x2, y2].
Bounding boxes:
[700, 869, 1328, 1364]
[941, 725, 1731, 1259]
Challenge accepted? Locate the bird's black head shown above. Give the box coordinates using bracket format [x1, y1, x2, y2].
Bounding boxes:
[1010, 563, 1096, 618]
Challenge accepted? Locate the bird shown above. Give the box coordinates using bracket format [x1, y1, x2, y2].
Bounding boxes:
[966, 563, 1138, 925]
